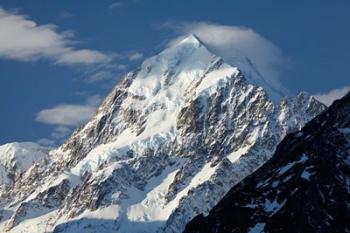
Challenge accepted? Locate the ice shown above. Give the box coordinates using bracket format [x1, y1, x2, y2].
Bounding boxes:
[248, 223, 266, 233]
[301, 170, 312, 180]
[276, 154, 307, 178]
[264, 198, 286, 216]
[227, 146, 249, 163]
[298, 154, 308, 163]
[277, 162, 296, 175]
[243, 203, 259, 208]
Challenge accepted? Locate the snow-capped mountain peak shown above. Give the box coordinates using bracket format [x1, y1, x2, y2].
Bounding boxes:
[174, 34, 286, 103]
[127, 35, 238, 105]
[0, 35, 325, 233]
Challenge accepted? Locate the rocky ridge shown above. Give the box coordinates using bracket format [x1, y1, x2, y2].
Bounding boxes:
[184, 92, 350, 233]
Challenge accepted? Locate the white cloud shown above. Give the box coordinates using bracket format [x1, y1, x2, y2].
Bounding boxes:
[50, 126, 71, 140]
[127, 52, 143, 61]
[36, 96, 102, 146]
[83, 62, 128, 83]
[37, 138, 55, 147]
[161, 22, 288, 94]
[37, 126, 72, 146]
[85, 70, 112, 83]
[86, 94, 103, 106]
[36, 104, 97, 126]
[0, 7, 109, 65]
[116, 64, 127, 70]
[36, 94, 102, 127]
[56, 49, 109, 65]
[313, 86, 350, 106]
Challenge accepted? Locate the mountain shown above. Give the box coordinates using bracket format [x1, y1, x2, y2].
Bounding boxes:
[0, 142, 49, 193]
[0, 35, 325, 233]
[184, 92, 350, 233]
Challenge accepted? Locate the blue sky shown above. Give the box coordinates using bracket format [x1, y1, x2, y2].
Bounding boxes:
[0, 0, 349, 145]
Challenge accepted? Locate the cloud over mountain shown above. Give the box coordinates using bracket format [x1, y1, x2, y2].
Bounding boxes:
[161, 22, 289, 94]
[314, 86, 350, 106]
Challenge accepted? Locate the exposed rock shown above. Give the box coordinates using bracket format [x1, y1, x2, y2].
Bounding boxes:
[184, 92, 350, 233]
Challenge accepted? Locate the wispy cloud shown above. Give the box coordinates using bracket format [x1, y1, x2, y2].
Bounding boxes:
[0, 7, 143, 84]
[313, 86, 350, 106]
[126, 52, 143, 61]
[37, 125, 72, 146]
[57, 11, 74, 20]
[0, 6, 144, 146]
[50, 125, 72, 139]
[109, 1, 124, 9]
[116, 64, 127, 70]
[36, 94, 102, 126]
[81, 51, 140, 84]
[0, 7, 109, 65]
[37, 138, 56, 147]
[56, 49, 109, 65]
[85, 70, 114, 83]
[159, 21, 288, 94]
[36, 95, 103, 146]
[36, 104, 97, 126]
[86, 94, 103, 106]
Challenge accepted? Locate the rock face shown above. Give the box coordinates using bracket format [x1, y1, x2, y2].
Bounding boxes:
[184, 92, 350, 233]
[0, 35, 325, 233]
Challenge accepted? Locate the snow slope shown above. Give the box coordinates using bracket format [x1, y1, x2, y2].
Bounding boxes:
[0, 142, 48, 189]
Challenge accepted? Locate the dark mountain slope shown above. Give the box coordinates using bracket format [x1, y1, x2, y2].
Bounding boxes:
[184, 92, 350, 233]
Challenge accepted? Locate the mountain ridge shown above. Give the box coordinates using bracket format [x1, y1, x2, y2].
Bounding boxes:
[184, 92, 350, 233]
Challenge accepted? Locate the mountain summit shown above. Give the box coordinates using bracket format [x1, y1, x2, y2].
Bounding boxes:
[178, 34, 203, 45]
[0, 35, 325, 233]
